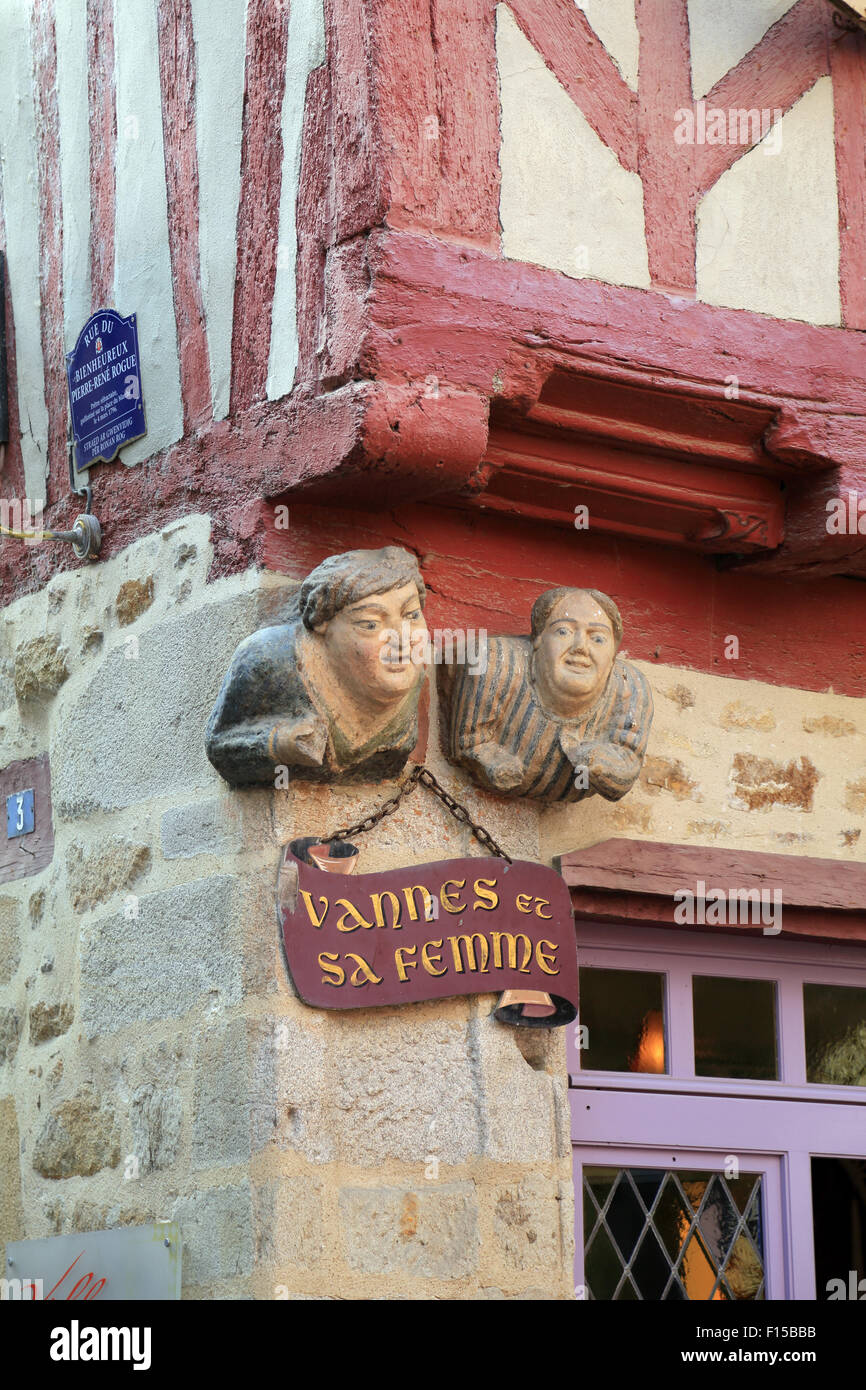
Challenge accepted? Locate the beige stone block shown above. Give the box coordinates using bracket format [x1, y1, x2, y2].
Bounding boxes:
[52, 590, 260, 816]
[171, 1182, 254, 1284]
[730, 754, 819, 812]
[253, 1178, 323, 1269]
[69, 1200, 154, 1233]
[29, 1002, 74, 1044]
[32, 1086, 121, 1179]
[130, 1082, 183, 1174]
[260, 1006, 486, 1167]
[0, 1097, 24, 1250]
[325, 1010, 482, 1166]
[192, 1017, 251, 1170]
[79, 875, 242, 1036]
[803, 716, 858, 738]
[252, 1015, 332, 1164]
[115, 576, 155, 626]
[14, 633, 70, 700]
[475, 1012, 568, 1163]
[0, 897, 20, 986]
[340, 1183, 478, 1278]
[493, 1173, 565, 1271]
[720, 701, 776, 733]
[66, 839, 151, 913]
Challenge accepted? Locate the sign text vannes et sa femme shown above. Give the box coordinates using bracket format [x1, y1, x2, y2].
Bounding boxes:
[277, 849, 580, 1018]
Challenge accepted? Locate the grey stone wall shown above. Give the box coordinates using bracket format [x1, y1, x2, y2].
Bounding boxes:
[0, 514, 574, 1300]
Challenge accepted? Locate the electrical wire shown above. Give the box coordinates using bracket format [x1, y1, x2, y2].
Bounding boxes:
[0, 523, 55, 542]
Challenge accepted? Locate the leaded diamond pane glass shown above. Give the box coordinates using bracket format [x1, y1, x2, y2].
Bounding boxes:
[583, 1166, 765, 1301]
[585, 1222, 622, 1301]
[605, 1174, 645, 1260]
[653, 1179, 692, 1261]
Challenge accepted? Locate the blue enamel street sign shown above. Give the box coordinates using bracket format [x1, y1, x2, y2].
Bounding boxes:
[65, 309, 146, 473]
[6, 789, 34, 839]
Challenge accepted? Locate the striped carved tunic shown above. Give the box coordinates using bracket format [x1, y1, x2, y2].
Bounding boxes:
[439, 636, 653, 803]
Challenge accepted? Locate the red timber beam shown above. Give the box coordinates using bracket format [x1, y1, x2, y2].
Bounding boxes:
[6, 224, 865, 600]
[352, 232, 866, 576]
[559, 839, 866, 946]
[507, 0, 637, 174]
[634, 0, 695, 293]
[691, 0, 831, 195]
[830, 21, 866, 329]
[157, 0, 212, 432]
[325, 0, 501, 249]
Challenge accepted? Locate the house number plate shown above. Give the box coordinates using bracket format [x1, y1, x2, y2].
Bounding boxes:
[6, 789, 35, 839]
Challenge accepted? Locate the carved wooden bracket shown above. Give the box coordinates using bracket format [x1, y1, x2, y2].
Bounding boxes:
[461, 367, 788, 554]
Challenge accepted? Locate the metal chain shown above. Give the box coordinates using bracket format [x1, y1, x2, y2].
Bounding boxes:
[329, 764, 513, 864]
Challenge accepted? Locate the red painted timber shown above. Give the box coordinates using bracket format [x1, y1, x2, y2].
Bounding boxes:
[262, 500, 866, 698]
[507, 0, 638, 173]
[362, 231, 866, 452]
[230, 0, 290, 412]
[634, 0, 696, 292]
[32, 0, 67, 504]
[560, 839, 866, 910]
[693, 0, 830, 194]
[325, 0, 388, 242]
[738, 462, 866, 577]
[830, 23, 866, 330]
[366, 0, 500, 247]
[0, 196, 37, 576]
[86, 0, 116, 309]
[4, 222, 866, 604]
[157, 0, 213, 431]
[559, 839, 866, 945]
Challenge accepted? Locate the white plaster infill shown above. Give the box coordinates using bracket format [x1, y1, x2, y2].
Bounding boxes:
[267, 0, 326, 403]
[496, 5, 649, 291]
[56, 0, 92, 352]
[696, 79, 840, 326]
[191, 0, 248, 422]
[112, 0, 184, 466]
[0, 2, 50, 497]
[688, 0, 799, 100]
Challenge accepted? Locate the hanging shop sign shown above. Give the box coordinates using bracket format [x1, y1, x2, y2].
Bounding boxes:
[277, 838, 579, 1028]
[65, 309, 146, 473]
[3, 1223, 181, 1302]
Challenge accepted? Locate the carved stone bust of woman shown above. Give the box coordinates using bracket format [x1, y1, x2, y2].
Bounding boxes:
[206, 547, 428, 785]
[438, 586, 652, 802]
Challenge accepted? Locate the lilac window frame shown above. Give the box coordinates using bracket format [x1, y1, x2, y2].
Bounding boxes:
[568, 923, 866, 1301]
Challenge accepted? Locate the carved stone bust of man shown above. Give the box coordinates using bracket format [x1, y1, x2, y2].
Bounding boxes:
[438, 586, 652, 802]
[206, 547, 428, 785]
